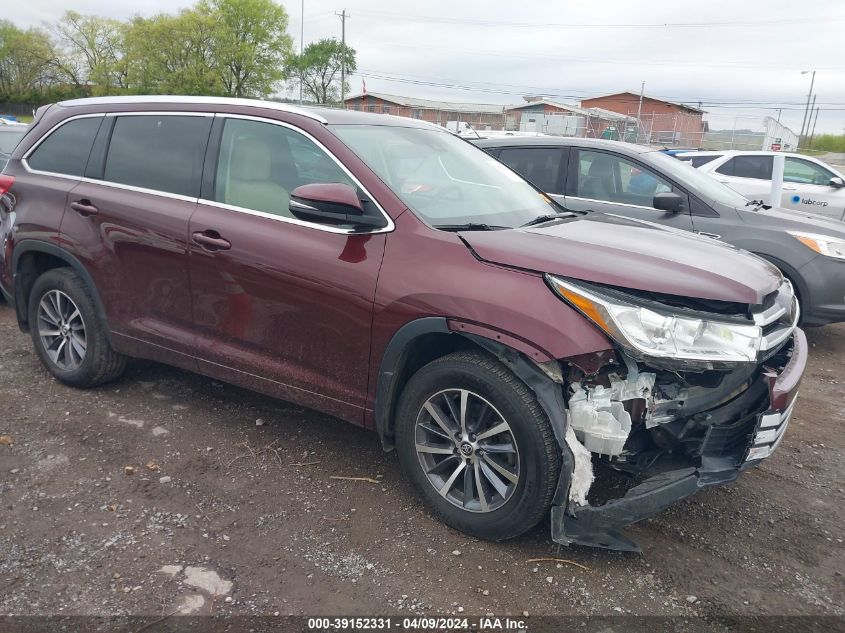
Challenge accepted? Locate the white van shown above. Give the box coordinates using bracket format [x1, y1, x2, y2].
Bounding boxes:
[676, 150, 845, 222]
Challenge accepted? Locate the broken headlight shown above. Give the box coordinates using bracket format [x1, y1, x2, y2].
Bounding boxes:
[547, 276, 762, 363]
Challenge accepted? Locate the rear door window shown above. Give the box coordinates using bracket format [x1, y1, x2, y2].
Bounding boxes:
[26, 116, 103, 177]
[715, 155, 773, 179]
[497, 147, 564, 194]
[103, 115, 212, 197]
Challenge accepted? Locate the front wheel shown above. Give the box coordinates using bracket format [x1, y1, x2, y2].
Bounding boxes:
[395, 350, 561, 541]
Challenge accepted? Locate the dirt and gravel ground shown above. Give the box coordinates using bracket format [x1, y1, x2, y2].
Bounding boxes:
[0, 301, 843, 620]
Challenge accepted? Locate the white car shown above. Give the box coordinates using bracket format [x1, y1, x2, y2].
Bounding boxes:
[675, 150, 845, 222]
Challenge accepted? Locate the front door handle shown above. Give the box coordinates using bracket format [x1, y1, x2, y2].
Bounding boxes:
[192, 230, 231, 251]
[70, 200, 99, 216]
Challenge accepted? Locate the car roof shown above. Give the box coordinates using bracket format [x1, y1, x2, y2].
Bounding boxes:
[56, 96, 441, 130]
[470, 136, 655, 155]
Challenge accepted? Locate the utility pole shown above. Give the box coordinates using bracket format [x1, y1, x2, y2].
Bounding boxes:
[336, 9, 348, 103]
[809, 106, 820, 148]
[635, 81, 644, 144]
[299, 0, 304, 104]
[799, 70, 816, 144]
[803, 93, 817, 147]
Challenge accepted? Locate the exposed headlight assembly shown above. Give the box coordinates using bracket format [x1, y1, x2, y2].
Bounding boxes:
[787, 231, 845, 260]
[547, 276, 762, 365]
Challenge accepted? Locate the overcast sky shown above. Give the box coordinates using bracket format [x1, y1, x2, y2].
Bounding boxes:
[14, 0, 845, 134]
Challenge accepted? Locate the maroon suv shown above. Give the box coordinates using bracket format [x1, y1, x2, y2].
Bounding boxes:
[0, 96, 805, 551]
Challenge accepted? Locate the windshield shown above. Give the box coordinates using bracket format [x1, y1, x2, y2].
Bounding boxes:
[645, 150, 749, 208]
[0, 128, 27, 154]
[332, 125, 558, 228]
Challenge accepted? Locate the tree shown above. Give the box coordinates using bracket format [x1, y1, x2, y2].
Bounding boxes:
[202, 0, 293, 98]
[0, 21, 57, 101]
[286, 38, 356, 104]
[124, 10, 221, 96]
[52, 11, 126, 95]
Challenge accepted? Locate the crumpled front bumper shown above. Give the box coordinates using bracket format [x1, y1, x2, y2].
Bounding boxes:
[552, 328, 807, 553]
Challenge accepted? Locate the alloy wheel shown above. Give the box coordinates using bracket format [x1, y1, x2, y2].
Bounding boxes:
[37, 290, 87, 371]
[414, 388, 520, 513]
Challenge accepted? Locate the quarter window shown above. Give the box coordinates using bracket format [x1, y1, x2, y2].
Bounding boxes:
[103, 115, 212, 197]
[784, 157, 835, 185]
[26, 117, 102, 177]
[497, 147, 564, 194]
[715, 155, 773, 180]
[213, 118, 355, 218]
[574, 150, 673, 207]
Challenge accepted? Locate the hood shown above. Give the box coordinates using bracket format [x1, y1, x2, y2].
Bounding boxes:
[460, 213, 782, 305]
[738, 204, 845, 235]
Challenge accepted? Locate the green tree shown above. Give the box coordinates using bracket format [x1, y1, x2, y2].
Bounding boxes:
[52, 11, 126, 95]
[286, 38, 356, 104]
[0, 21, 57, 101]
[202, 0, 293, 98]
[124, 10, 221, 96]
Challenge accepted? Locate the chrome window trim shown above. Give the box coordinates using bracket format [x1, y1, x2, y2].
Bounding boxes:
[80, 178, 199, 203]
[21, 109, 396, 233]
[21, 113, 106, 179]
[21, 111, 215, 200]
[58, 95, 328, 124]
[202, 112, 395, 235]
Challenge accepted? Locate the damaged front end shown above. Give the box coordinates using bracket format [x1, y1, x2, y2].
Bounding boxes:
[544, 276, 806, 552]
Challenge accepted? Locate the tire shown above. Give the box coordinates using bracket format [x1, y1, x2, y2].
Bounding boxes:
[28, 268, 125, 388]
[395, 350, 561, 541]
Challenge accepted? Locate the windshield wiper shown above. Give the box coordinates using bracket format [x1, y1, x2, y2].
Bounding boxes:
[433, 223, 507, 231]
[519, 212, 573, 228]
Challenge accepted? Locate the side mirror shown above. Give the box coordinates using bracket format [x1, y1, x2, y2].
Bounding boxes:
[829, 177, 844, 188]
[653, 191, 686, 213]
[289, 183, 386, 230]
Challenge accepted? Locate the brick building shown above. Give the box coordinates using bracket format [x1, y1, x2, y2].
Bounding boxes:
[342, 92, 506, 130]
[505, 97, 634, 138]
[580, 92, 706, 147]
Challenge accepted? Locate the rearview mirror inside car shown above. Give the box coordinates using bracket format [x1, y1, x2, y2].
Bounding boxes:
[653, 191, 686, 213]
[289, 183, 386, 231]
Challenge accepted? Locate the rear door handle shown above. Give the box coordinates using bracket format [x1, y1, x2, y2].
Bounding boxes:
[192, 230, 231, 251]
[70, 200, 99, 216]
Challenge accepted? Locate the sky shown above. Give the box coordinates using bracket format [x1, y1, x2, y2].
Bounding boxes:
[13, 0, 845, 134]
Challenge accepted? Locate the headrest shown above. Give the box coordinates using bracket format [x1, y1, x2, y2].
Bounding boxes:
[230, 137, 272, 181]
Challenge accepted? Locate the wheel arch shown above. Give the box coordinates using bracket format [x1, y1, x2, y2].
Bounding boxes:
[374, 318, 570, 453]
[751, 251, 808, 319]
[12, 240, 112, 343]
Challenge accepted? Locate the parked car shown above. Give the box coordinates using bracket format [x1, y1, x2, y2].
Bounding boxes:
[0, 96, 805, 552]
[0, 124, 29, 171]
[471, 136, 845, 327]
[675, 150, 845, 222]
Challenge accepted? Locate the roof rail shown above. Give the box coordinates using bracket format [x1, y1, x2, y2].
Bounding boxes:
[56, 95, 328, 124]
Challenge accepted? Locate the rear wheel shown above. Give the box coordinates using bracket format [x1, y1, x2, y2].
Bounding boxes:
[28, 268, 125, 388]
[395, 350, 560, 541]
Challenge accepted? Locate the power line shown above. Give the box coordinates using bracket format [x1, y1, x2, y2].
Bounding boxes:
[357, 68, 845, 106]
[354, 70, 845, 112]
[353, 10, 845, 30]
[362, 39, 845, 72]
